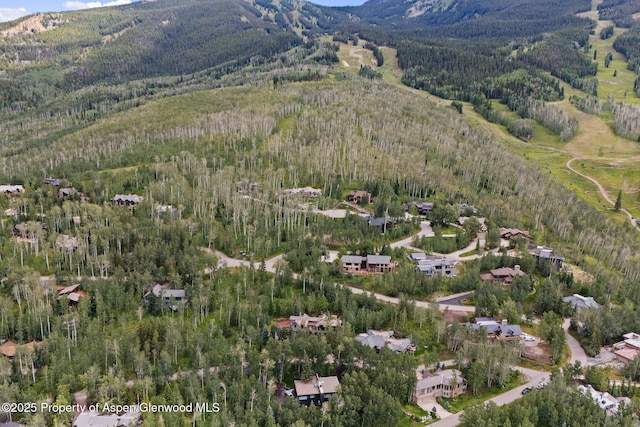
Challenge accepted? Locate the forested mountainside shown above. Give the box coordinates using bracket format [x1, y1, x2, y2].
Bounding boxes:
[2, 0, 640, 425]
[0, 0, 304, 90]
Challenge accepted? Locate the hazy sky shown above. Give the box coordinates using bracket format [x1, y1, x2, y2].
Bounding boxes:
[0, 0, 365, 23]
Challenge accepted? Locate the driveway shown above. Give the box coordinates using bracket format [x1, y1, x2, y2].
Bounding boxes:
[563, 318, 588, 366]
[429, 367, 548, 427]
[390, 220, 434, 249]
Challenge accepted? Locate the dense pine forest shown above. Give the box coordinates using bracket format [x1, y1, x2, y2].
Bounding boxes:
[1, 0, 640, 425]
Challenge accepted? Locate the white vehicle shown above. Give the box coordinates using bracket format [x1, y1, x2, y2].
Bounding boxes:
[522, 333, 535, 342]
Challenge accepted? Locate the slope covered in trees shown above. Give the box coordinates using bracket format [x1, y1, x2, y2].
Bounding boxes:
[0, 0, 302, 89]
[2, 0, 640, 425]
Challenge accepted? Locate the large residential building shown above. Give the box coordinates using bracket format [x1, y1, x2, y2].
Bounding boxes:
[578, 385, 631, 417]
[499, 228, 531, 241]
[414, 369, 467, 400]
[409, 253, 457, 278]
[112, 194, 144, 207]
[273, 314, 342, 334]
[347, 190, 372, 205]
[479, 265, 526, 284]
[563, 294, 602, 310]
[403, 201, 434, 215]
[356, 330, 415, 353]
[341, 255, 396, 274]
[73, 410, 141, 427]
[613, 332, 640, 363]
[294, 374, 340, 406]
[145, 284, 186, 311]
[529, 245, 564, 270]
[0, 185, 24, 195]
[467, 318, 523, 342]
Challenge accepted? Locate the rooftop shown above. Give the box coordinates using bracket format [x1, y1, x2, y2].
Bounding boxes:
[356, 330, 413, 352]
[73, 411, 141, 427]
[563, 294, 602, 310]
[294, 374, 340, 397]
[416, 369, 466, 390]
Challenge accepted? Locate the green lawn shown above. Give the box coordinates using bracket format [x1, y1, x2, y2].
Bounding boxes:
[439, 225, 459, 235]
[443, 378, 525, 413]
[569, 158, 640, 217]
[459, 249, 478, 257]
[588, 27, 640, 105]
[399, 403, 443, 426]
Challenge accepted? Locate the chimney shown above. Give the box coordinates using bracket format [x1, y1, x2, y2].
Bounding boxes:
[502, 319, 508, 326]
[514, 265, 521, 271]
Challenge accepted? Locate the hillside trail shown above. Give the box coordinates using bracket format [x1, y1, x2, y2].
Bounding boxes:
[566, 157, 638, 229]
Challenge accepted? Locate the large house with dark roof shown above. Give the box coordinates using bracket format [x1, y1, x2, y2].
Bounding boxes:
[403, 201, 434, 215]
[500, 228, 531, 241]
[529, 245, 564, 270]
[145, 284, 186, 311]
[467, 318, 523, 342]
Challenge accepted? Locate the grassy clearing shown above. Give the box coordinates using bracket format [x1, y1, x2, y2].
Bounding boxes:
[569, 158, 640, 217]
[588, 27, 640, 105]
[336, 42, 376, 70]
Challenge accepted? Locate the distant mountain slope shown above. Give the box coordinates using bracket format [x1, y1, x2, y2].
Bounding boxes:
[0, 0, 304, 87]
[343, 0, 591, 39]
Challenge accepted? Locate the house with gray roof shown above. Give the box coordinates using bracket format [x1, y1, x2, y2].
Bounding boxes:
[529, 245, 564, 270]
[73, 410, 141, 427]
[411, 254, 457, 277]
[146, 284, 186, 311]
[341, 254, 396, 273]
[112, 194, 144, 207]
[356, 330, 414, 353]
[0, 185, 24, 195]
[414, 369, 467, 401]
[563, 294, 602, 310]
[403, 201, 433, 215]
[467, 318, 523, 341]
[294, 374, 340, 406]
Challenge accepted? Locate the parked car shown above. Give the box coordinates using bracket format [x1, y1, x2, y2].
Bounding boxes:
[521, 387, 532, 395]
[536, 381, 548, 389]
[522, 333, 535, 342]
